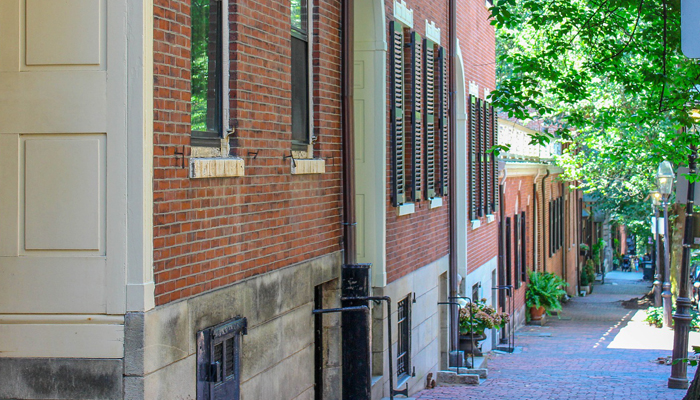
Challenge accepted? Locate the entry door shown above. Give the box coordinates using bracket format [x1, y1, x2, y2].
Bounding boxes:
[0, 0, 126, 315]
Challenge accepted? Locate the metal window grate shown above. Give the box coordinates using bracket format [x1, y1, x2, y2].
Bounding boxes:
[197, 317, 247, 400]
[396, 296, 411, 377]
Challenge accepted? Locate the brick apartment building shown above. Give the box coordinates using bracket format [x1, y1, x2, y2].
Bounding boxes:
[498, 118, 583, 328]
[0, 0, 580, 399]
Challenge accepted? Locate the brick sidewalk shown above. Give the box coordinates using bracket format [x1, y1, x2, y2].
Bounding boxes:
[416, 278, 696, 400]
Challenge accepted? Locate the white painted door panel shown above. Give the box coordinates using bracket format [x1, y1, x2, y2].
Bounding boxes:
[0, 0, 126, 315]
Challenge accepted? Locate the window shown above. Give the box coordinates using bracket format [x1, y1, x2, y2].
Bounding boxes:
[505, 217, 512, 286]
[197, 317, 247, 400]
[514, 215, 521, 289]
[520, 211, 528, 282]
[396, 296, 411, 378]
[390, 21, 449, 207]
[291, 0, 312, 148]
[191, 0, 226, 147]
[469, 96, 498, 220]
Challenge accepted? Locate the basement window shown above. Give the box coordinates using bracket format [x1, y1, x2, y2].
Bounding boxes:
[396, 296, 411, 380]
[196, 317, 247, 400]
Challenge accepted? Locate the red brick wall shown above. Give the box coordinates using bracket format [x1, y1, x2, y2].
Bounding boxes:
[384, 0, 451, 283]
[153, 0, 343, 305]
[457, 0, 499, 273]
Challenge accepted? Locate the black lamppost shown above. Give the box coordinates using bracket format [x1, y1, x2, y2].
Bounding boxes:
[668, 134, 698, 389]
[652, 191, 662, 308]
[657, 161, 675, 328]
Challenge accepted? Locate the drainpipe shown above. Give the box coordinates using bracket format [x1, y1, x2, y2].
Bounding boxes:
[448, 0, 458, 355]
[541, 169, 550, 272]
[532, 168, 543, 272]
[561, 182, 567, 283]
[341, 0, 356, 264]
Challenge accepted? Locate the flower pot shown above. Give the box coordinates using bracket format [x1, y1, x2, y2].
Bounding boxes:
[580, 285, 590, 295]
[458, 333, 487, 356]
[529, 306, 546, 321]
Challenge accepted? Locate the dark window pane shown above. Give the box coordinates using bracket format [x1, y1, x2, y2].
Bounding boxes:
[191, 0, 221, 136]
[291, 0, 307, 35]
[291, 36, 309, 144]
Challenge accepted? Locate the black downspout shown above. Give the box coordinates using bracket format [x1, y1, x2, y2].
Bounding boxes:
[448, 0, 459, 356]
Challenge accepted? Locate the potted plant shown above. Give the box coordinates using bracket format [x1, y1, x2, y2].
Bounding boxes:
[526, 271, 568, 321]
[584, 259, 596, 292]
[579, 243, 590, 257]
[456, 299, 509, 356]
[580, 267, 591, 294]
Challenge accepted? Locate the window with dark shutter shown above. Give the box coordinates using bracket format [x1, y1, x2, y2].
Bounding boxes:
[409, 32, 423, 201]
[424, 38, 437, 200]
[549, 200, 553, 256]
[438, 47, 449, 197]
[485, 103, 492, 215]
[514, 215, 521, 289]
[390, 21, 406, 206]
[469, 95, 478, 220]
[505, 216, 512, 286]
[491, 105, 499, 214]
[521, 211, 527, 282]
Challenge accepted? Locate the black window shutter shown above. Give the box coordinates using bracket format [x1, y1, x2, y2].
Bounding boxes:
[521, 211, 527, 282]
[491, 105, 499, 214]
[410, 32, 423, 201]
[390, 21, 406, 206]
[485, 103, 492, 215]
[549, 200, 553, 256]
[469, 95, 477, 220]
[423, 39, 437, 199]
[476, 98, 484, 217]
[514, 215, 521, 289]
[480, 99, 487, 217]
[438, 47, 449, 197]
[505, 217, 512, 286]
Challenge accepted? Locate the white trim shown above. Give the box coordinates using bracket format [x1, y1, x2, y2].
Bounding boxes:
[397, 202, 416, 216]
[0, 314, 124, 324]
[291, 158, 326, 174]
[454, 39, 469, 286]
[394, 0, 413, 28]
[425, 20, 441, 44]
[469, 81, 479, 97]
[429, 197, 443, 209]
[0, 323, 124, 358]
[471, 219, 481, 229]
[486, 214, 495, 223]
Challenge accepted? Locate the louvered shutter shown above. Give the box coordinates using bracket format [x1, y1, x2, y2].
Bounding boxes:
[485, 102, 492, 215]
[521, 211, 527, 281]
[438, 47, 449, 197]
[410, 32, 423, 201]
[491, 105, 499, 214]
[505, 217, 512, 286]
[469, 95, 478, 220]
[423, 39, 437, 199]
[480, 99, 488, 217]
[514, 215, 521, 289]
[390, 21, 406, 206]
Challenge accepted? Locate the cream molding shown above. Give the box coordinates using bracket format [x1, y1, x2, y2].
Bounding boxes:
[429, 197, 443, 209]
[397, 202, 415, 216]
[425, 20, 441, 45]
[394, 0, 414, 28]
[0, 314, 124, 324]
[469, 81, 479, 97]
[190, 157, 244, 178]
[291, 158, 326, 174]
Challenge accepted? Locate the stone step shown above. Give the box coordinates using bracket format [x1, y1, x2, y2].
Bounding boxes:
[446, 367, 487, 379]
[436, 370, 480, 385]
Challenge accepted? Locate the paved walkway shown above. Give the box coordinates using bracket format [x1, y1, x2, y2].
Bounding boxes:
[416, 274, 699, 400]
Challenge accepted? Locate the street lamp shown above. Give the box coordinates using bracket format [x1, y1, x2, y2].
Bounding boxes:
[656, 161, 675, 329]
[651, 191, 662, 308]
[668, 118, 700, 388]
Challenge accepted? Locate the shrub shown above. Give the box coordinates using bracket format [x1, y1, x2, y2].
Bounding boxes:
[526, 271, 568, 314]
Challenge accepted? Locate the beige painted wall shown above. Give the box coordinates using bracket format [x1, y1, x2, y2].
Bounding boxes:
[0, 0, 153, 358]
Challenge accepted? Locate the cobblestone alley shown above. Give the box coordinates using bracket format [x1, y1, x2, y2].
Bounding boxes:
[416, 272, 699, 400]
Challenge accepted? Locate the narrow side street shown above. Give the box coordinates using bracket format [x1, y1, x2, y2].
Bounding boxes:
[416, 272, 699, 400]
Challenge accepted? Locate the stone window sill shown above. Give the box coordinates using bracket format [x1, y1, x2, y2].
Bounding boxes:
[429, 197, 443, 209]
[397, 202, 415, 216]
[291, 158, 326, 175]
[189, 157, 244, 178]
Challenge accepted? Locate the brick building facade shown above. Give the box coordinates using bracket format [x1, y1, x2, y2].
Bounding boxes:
[0, 0, 582, 398]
